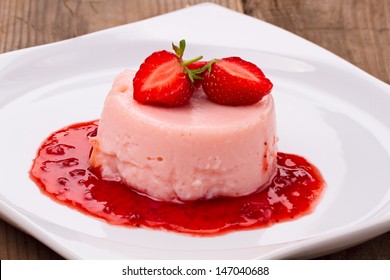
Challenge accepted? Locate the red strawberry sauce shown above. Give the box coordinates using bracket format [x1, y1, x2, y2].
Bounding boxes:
[30, 121, 325, 236]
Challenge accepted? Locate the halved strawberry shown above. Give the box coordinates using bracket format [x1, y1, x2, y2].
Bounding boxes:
[133, 40, 203, 107]
[202, 57, 273, 106]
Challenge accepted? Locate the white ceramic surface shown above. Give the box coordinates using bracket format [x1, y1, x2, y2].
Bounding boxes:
[0, 3, 389, 259]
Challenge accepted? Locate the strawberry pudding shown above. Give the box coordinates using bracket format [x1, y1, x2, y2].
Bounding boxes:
[90, 69, 277, 201]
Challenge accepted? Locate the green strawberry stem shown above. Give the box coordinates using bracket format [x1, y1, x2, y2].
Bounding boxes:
[172, 39, 217, 83]
[172, 39, 186, 59]
[182, 56, 203, 66]
[184, 59, 217, 83]
[197, 59, 217, 74]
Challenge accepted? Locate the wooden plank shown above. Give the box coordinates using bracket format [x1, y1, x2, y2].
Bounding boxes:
[243, 0, 390, 84]
[0, 220, 63, 259]
[0, 0, 243, 53]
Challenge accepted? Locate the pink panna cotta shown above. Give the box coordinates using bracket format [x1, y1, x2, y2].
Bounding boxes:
[90, 70, 278, 202]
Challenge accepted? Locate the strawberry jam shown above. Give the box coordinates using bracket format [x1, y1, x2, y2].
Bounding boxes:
[30, 121, 325, 236]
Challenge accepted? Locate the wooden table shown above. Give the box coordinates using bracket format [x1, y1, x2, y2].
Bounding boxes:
[0, 0, 389, 260]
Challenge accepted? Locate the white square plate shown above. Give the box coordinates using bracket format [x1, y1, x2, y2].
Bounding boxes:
[0, 3, 389, 259]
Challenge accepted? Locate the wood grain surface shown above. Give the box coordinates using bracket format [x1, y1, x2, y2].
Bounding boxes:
[0, 0, 389, 260]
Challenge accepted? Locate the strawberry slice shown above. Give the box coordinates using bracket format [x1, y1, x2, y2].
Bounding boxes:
[202, 57, 273, 106]
[133, 40, 203, 107]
